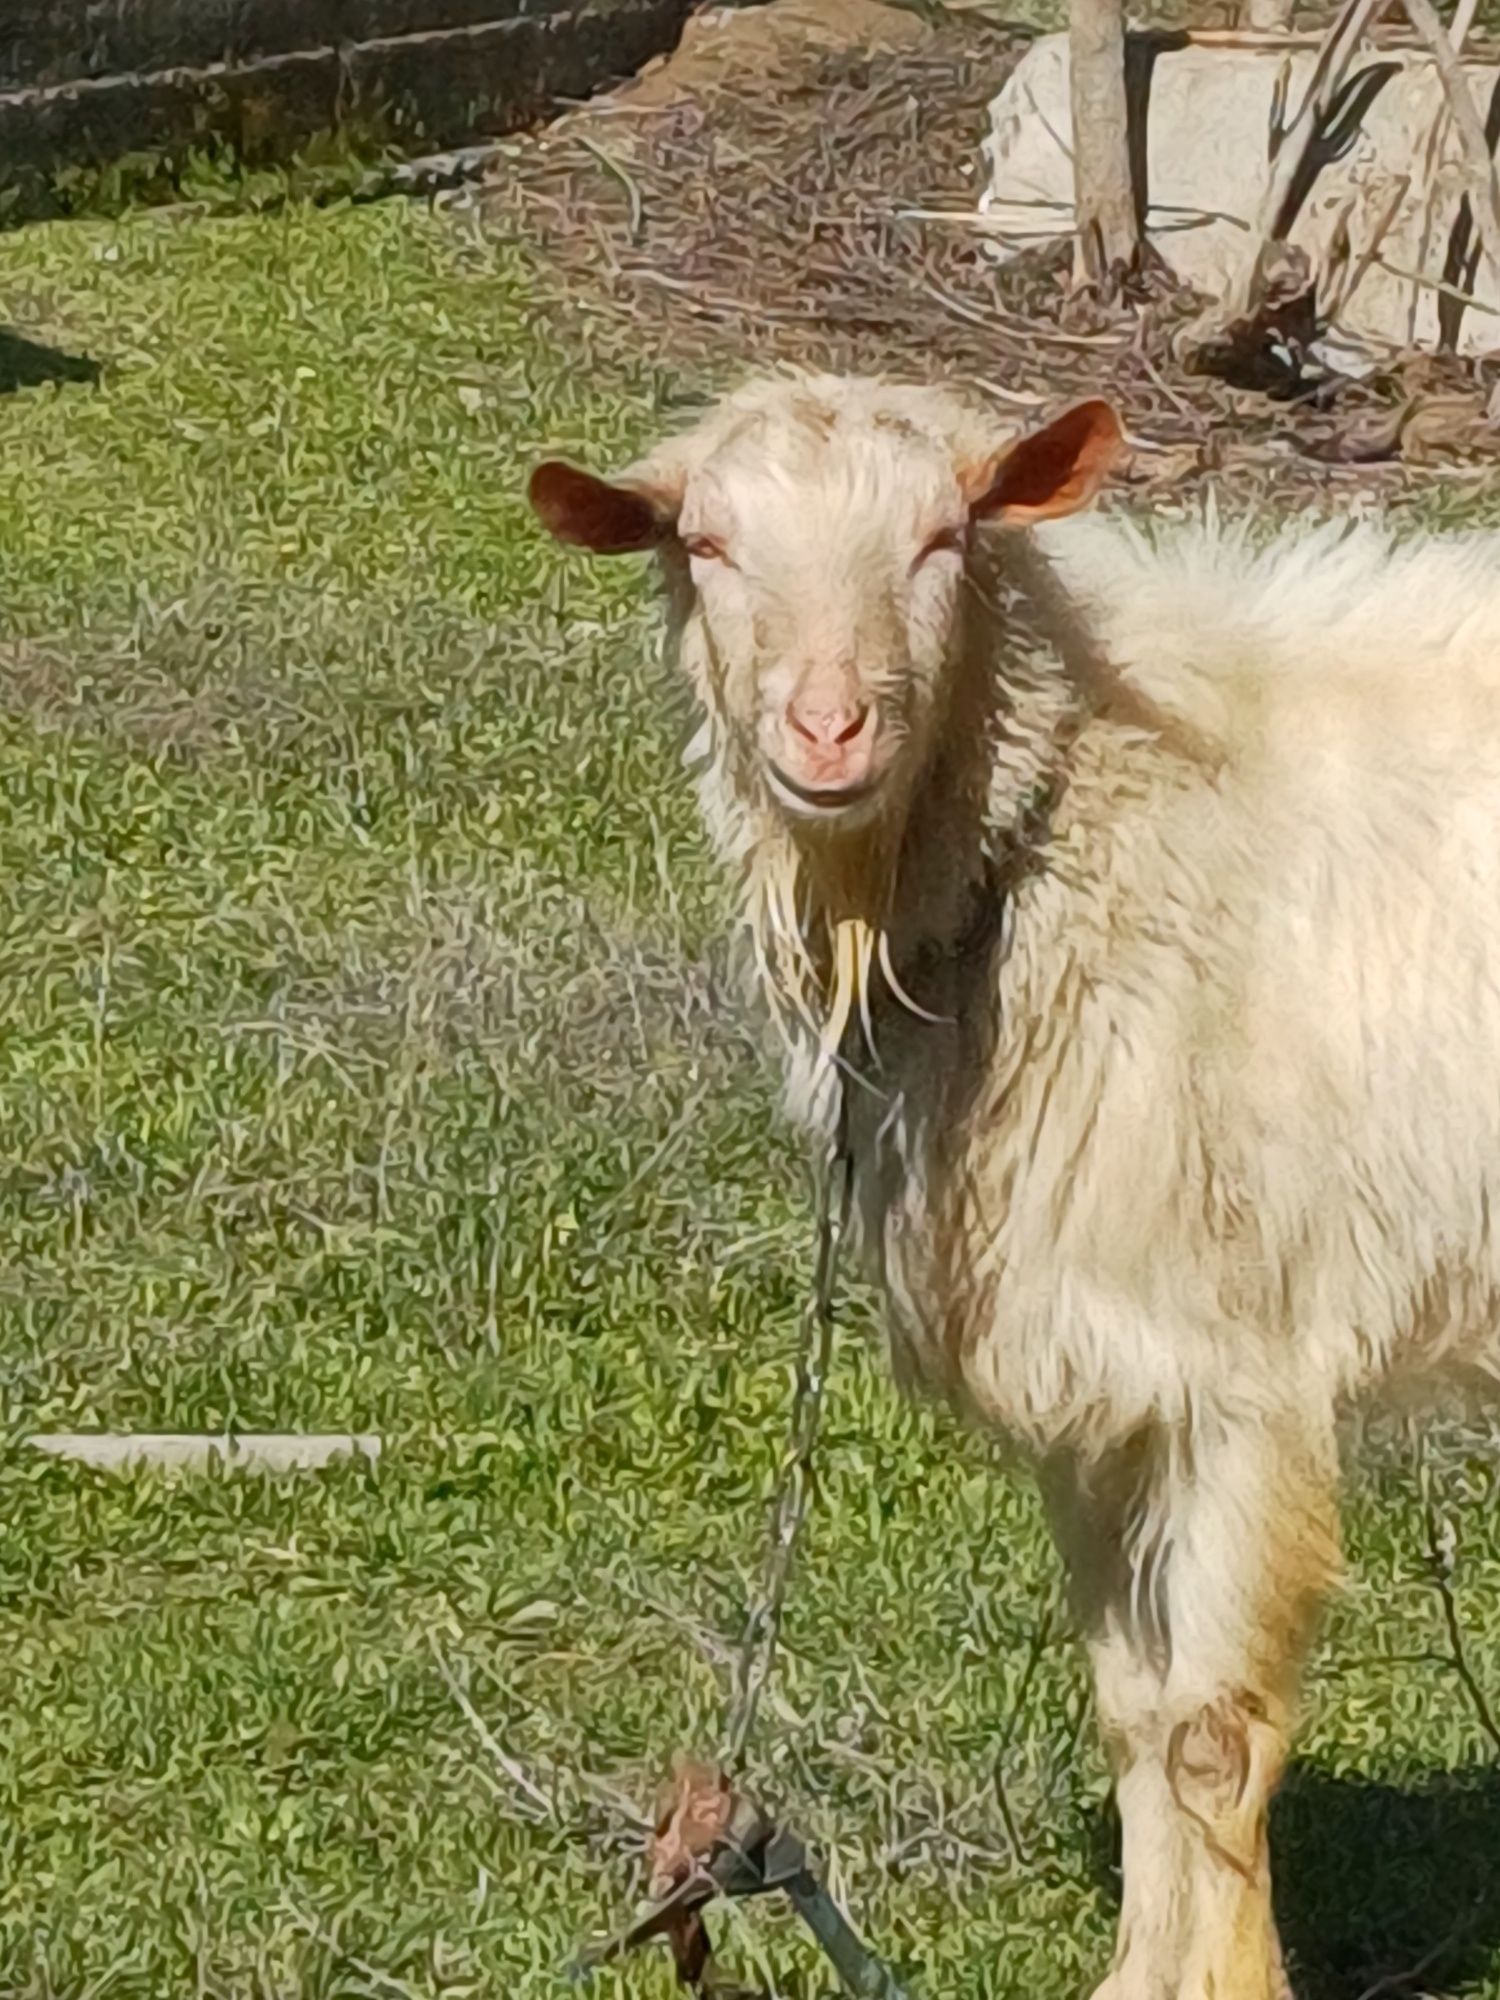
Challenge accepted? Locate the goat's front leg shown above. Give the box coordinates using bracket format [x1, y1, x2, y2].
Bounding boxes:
[1042, 1400, 1340, 2000]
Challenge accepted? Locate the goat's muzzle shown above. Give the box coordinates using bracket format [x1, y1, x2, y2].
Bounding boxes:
[765, 700, 888, 822]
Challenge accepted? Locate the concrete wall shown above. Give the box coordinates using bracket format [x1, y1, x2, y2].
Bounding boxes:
[0, 0, 698, 212]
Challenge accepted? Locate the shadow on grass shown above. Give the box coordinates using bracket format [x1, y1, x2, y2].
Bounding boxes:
[0, 329, 99, 393]
[1274, 1764, 1500, 1999]
[1082, 1764, 1500, 1998]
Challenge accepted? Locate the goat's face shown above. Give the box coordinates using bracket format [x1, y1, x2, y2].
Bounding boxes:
[529, 379, 1121, 839]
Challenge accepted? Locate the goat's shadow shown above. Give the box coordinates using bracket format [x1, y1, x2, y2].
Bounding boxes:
[1084, 1763, 1500, 1997]
[1275, 1764, 1500, 1998]
[0, 329, 100, 394]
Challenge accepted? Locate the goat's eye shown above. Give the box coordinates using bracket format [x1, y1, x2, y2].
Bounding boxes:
[915, 525, 966, 568]
[683, 534, 731, 565]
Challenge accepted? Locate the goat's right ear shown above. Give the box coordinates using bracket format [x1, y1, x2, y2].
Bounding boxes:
[528, 461, 678, 554]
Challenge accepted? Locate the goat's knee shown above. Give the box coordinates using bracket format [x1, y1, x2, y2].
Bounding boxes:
[1046, 1412, 1337, 2000]
[1168, 1690, 1287, 2000]
[1093, 1687, 1287, 2000]
[1167, 1687, 1281, 1876]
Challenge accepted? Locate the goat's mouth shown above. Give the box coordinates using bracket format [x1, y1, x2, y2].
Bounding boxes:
[765, 762, 883, 820]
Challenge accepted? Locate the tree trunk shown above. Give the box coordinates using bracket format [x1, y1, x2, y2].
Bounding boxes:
[1068, 0, 1141, 297]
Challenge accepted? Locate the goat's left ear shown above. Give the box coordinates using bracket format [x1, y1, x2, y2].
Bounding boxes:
[964, 399, 1124, 526]
[528, 459, 681, 554]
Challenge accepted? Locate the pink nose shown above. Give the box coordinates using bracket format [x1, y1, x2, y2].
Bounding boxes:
[786, 700, 871, 748]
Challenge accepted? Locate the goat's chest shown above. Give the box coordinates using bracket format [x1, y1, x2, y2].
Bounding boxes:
[839, 921, 1218, 1450]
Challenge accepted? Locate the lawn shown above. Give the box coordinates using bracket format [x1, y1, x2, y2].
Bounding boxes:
[0, 192, 1498, 2000]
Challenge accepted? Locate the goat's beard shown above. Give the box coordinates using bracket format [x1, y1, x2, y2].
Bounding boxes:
[744, 777, 940, 1070]
[748, 837, 879, 1067]
[684, 631, 958, 1077]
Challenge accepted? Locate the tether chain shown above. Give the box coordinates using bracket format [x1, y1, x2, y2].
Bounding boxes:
[722, 1115, 854, 1767]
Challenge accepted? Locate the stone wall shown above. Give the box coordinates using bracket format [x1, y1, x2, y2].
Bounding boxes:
[0, 0, 698, 211]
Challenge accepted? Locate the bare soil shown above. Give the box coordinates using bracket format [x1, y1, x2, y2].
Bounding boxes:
[478, 0, 1500, 512]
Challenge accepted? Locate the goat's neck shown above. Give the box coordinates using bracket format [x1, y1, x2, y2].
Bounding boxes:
[882, 551, 1085, 958]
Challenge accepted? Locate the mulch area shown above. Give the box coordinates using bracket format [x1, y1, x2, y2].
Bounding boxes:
[475, 0, 1500, 511]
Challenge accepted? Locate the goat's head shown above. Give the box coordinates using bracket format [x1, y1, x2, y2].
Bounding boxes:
[529, 376, 1122, 843]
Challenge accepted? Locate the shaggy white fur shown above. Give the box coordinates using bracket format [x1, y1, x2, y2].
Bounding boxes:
[530, 372, 1500, 2000]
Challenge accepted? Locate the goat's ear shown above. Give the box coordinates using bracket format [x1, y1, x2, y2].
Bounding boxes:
[964, 400, 1124, 526]
[528, 460, 680, 554]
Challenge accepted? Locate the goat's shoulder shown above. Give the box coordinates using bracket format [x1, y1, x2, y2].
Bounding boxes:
[1034, 503, 1500, 766]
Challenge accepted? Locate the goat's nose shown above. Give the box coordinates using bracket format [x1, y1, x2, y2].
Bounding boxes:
[786, 699, 871, 748]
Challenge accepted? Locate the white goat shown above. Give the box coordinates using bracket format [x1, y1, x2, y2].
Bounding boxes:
[529, 371, 1500, 2000]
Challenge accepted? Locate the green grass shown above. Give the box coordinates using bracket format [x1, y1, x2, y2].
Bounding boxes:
[0, 195, 1498, 2000]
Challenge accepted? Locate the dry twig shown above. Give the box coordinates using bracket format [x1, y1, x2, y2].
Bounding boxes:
[1351, 1894, 1487, 2000]
[989, 1605, 1056, 1867]
[1418, 1441, 1500, 1760]
[1398, 0, 1500, 288]
[480, 0, 1444, 508]
[426, 1629, 555, 1822]
[1195, 0, 1390, 347]
[1411, 0, 1482, 245]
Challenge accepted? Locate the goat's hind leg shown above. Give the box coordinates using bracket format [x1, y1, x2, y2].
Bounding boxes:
[1042, 1402, 1340, 2000]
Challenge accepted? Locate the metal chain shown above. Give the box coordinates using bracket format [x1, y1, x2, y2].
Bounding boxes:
[722, 1117, 854, 1767]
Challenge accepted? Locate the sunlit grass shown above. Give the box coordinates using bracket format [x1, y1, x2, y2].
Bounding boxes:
[0, 195, 1496, 1999]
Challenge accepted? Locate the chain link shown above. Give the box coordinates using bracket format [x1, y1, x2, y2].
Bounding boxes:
[722, 1120, 853, 1767]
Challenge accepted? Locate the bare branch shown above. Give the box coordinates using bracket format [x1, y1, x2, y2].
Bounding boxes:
[1352, 1897, 1485, 2000]
[1262, 0, 1388, 231]
[1186, 0, 1388, 346]
[1327, 172, 1411, 317]
[1406, 0, 1479, 339]
[426, 1630, 555, 1822]
[281, 1901, 428, 2000]
[1419, 1452, 1500, 1761]
[989, 1603, 1058, 1868]
[1398, 0, 1500, 287]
